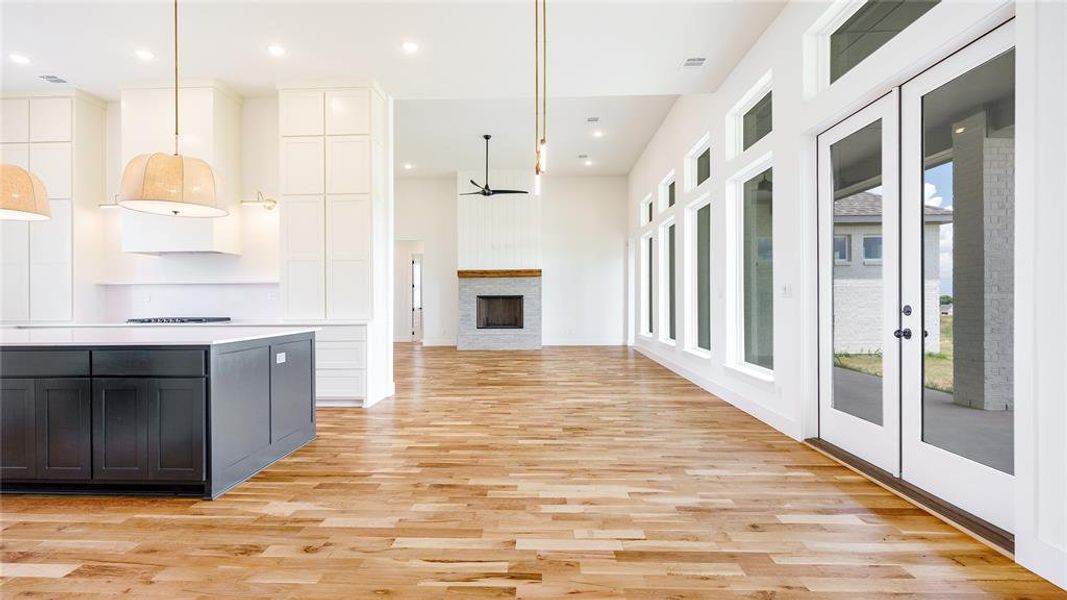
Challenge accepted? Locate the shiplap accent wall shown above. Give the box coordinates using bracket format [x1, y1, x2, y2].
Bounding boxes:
[457, 170, 541, 269]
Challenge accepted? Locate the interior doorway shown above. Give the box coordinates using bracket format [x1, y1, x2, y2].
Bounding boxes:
[395, 240, 425, 343]
[818, 22, 1016, 532]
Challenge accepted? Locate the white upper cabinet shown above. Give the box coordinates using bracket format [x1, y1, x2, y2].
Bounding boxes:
[280, 91, 324, 136]
[326, 136, 370, 194]
[29, 143, 72, 198]
[326, 90, 370, 135]
[0, 143, 28, 167]
[0, 221, 29, 321]
[0, 98, 29, 142]
[29, 97, 72, 142]
[280, 195, 326, 319]
[325, 194, 371, 319]
[29, 199, 72, 321]
[282, 137, 325, 195]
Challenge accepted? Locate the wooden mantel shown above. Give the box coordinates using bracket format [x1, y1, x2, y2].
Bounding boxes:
[457, 269, 542, 278]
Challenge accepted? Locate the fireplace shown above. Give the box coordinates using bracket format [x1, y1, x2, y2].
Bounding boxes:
[477, 295, 523, 329]
[457, 270, 542, 350]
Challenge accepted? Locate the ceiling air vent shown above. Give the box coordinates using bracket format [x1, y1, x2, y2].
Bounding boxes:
[680, 57, 706, 70]
[586, 117, 599, 123]
[39, 75, 68, 84]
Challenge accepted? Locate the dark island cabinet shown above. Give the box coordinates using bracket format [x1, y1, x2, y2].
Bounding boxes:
[2, 330, 315, 498]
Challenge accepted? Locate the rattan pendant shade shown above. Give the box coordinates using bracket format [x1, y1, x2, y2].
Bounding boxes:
[119, 152, 224, 217]
[0, 164, 51, 221]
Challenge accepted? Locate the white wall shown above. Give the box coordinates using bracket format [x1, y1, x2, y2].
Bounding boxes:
[457, 170, 541, 269]
[627, 0, 1064, 588]
[92, 95, 282, 321]
[396, 174, 627, 346]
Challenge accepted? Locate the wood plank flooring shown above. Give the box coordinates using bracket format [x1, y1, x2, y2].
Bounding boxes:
[2, 344, 1063, 598]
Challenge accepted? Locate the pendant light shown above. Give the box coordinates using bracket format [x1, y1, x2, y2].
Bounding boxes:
[0, 164, 50, 221]
[118, 0, 226, 218]
[533, 0, 547, 191]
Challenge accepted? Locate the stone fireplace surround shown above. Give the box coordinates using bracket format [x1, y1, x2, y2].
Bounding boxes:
[457, 270, 542, 350]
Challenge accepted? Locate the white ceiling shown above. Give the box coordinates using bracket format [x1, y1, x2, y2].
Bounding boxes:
[396, 95, 677, 177]
[1, 0, 785, 177]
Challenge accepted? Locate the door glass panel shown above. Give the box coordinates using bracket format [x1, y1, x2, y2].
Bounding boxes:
[830, 121, 885, 425]
[920, 49, 1014, 474]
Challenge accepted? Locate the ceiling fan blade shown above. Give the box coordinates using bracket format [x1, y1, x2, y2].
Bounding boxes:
[469, 179, 486, 190]
[489, 190, 529, 195]
[459, 191, 486, 195]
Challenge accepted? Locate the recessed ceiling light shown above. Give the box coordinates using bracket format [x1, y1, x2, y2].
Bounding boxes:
[266, 44, 287, 57]
[954, 126, 966, 134]
[134, 49, 155, 62]
[403, 163, 414, 170]
[9, 53, 30, 65]
[592, 130, 604, 138]
[401, 41, 420, 54]
[584, 160, 594, 166]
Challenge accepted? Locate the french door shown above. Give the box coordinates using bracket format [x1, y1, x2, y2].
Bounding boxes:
[820, 21, 1016, 531]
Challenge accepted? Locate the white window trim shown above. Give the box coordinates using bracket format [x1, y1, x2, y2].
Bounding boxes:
[833, 233, 852, 264]
[640, 232, 655, 336]
[862, 233, 883, 264]
[659, 218, 678, 345]
[685, 193, 713, 355]
[802, 0, 868, 98]
[640, 193, 654, 226]
[726, 70, 773, 160]
[685, 132, 712, 192]
[725, 152, 775, 377]
[658, 171, 677, 213]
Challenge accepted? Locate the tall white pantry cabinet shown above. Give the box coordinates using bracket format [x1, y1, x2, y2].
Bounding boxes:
[278, 86, 394, 406]
[0, 92, 106, 323]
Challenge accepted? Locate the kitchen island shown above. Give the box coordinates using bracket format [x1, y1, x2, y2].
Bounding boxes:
[0, 327, 316, 499]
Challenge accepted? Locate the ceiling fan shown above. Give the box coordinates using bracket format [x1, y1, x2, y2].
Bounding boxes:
[462, 134, 529, 196]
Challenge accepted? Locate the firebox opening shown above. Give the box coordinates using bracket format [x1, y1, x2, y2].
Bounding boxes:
[477, 295, 524, 329]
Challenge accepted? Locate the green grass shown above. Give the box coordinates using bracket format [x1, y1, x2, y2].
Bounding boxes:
[834, 315, 954, 393]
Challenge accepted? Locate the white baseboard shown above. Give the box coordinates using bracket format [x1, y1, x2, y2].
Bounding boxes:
[633, 344, 801, 440]
[542, 337, 627, 346]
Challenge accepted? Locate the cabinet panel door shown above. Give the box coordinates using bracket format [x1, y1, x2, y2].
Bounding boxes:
[0, 220, 29, 322]
[148, 378, 205, 481]
[325, 195, 371, 319]
[325, 136, 370, 194]
[270, 340, 314, 443]
[0, 98, 29, 142]
[35, 378, 91, 480]
[282, 137, 325, 195]
[92, 378, 149, 480]
[1, 379, 36, 479]
[280, 195, 326, 319]
[29, 142, 72, 198]
[29, 198, 72, 321]
[0, 142, 28, 167]
[325, 90, 370, 135]
[280, 91, 324, 136]
[29, 97, 72, 142]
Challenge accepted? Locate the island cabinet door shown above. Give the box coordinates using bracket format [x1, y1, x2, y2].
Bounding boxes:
[147, 378, 205, 481]
[92, 378, 149, 480]
[1, 379, 37, 479]
[35, 378, 92, 480]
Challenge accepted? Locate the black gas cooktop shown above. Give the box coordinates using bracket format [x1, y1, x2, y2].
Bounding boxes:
[126, 317, 232, 324]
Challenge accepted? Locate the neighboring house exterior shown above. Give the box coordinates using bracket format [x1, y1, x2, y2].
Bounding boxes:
[832, 191, 952, 355]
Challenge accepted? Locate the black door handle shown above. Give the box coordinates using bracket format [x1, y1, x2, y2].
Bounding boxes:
[894, 328, 913, 340]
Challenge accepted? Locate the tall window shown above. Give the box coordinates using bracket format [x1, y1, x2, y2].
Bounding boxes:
[696, 204, 711, 350]
[667, 224, 677, 340]
[742, 168, 774, 369]
[646, 236, 654, 334]
[743, 92, 772, 150]
[696, 148, 711, 187]
[667, 180, 677, 207]
[830, 1, 939, 83]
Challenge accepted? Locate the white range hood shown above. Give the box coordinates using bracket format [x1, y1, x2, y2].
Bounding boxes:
[120, 82, 242, 254]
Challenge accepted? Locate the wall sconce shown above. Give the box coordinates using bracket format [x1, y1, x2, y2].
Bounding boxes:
[241, 190, 277, 211]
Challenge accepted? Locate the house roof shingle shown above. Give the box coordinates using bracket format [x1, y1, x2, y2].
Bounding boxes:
[834, 191, 954, 221]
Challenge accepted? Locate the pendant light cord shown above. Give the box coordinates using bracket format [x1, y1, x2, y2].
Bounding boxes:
[541, 0, 546, 148]
[174, 0, 179, 156]
[534, 0, 539, 165]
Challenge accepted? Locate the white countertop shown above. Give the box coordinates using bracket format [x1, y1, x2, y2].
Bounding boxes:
[0, 326, 319, 347]
[6, 320, 367, 328]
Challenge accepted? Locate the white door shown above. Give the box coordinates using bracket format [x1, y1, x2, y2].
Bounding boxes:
[900, 22, 1015, 531]
[818, 92, 901, 475]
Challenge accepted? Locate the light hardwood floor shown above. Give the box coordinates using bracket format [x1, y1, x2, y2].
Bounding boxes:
[1, 344, 1063, 598]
